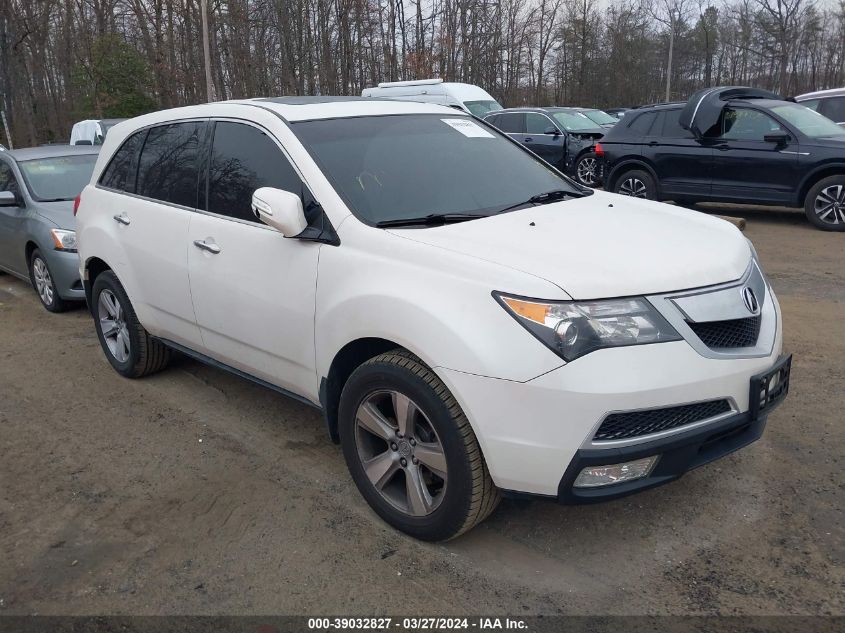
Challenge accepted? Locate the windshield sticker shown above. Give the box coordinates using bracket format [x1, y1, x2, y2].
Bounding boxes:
[441, 118, 495, 138]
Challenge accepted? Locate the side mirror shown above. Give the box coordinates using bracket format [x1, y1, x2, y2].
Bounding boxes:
[764, 132, 790, 145]
[544, 126, 560, 136]
[251, 187, 308, 237]
[0, 191, 17, 207]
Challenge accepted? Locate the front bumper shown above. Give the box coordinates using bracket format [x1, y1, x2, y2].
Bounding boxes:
[44, 248, 84, 301]
[437, 321, 785, 498]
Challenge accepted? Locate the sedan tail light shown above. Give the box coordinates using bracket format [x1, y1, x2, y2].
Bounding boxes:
[73, 194, 81, 216]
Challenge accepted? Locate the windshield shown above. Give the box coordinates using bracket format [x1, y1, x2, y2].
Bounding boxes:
[770, 103, 845, 138]
[19, 154, 97, 201]
[551, 111, 601, 132]
[583, 109, 617, 125]
[464, 100, 503, 117]
[293, 114, 579, 225]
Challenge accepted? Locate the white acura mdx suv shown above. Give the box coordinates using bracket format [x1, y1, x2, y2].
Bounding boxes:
[76, 97, 791, 541]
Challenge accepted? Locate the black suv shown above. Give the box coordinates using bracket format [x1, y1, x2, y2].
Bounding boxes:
[599, 87, 845, 231]
[484, 107, 608, 186]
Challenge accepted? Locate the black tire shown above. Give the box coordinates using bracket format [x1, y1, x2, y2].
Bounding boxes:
[91, 270, 171, 378]
[574, 152, 602, 187]
[29, 248, 71, 313]
[612, 169, 657, 200]
[804, 175, 845, 231]
[339, 349, 499, 541]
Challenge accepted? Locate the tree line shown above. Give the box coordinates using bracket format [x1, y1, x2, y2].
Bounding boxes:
[1, 0, 843, 146]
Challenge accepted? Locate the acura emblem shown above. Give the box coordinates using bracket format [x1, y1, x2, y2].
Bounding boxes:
[742, 287, 759, 314]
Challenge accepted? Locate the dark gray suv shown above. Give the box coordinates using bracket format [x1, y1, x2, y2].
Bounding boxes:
[483, 107, 607, 187]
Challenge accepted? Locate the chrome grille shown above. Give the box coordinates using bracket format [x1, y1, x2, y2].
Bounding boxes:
[595, 400, 733, 441]
[687, 315, 762, 349]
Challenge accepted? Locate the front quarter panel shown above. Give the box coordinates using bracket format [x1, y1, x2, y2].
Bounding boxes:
[315, 219, 569, 387]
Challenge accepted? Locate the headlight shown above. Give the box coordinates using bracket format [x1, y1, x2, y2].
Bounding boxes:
[495, 293, 681, 361]
[50, 229, 77, 252]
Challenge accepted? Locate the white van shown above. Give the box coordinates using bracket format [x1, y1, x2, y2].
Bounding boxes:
[70, 119, 127, 146]
[362, 79, 502, 117]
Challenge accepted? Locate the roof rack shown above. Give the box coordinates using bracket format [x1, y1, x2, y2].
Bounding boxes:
[376, 78, 444, 88]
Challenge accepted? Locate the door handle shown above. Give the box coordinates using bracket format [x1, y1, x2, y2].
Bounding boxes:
[524, 137, 533, 142]
[113, 213, 130, 226]
[647, 140, 659, 146]
[715, 144, 730, 151]
[193, 239, 221, 254]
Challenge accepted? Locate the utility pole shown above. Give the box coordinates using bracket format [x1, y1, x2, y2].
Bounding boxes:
[665, 23, 674, 103]
[201, 0, 214, 103]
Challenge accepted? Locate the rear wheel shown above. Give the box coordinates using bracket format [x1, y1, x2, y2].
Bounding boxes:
[29, 249, 70, 313]
[339, 349, 499, 541]
[575, 152, 601, 187]
[804, 175, 845, 231]
[92, 270, 171, 378]
[613, 169, 656, 200]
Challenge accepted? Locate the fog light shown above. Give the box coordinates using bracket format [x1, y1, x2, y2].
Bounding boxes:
[573, 456, 659, 488]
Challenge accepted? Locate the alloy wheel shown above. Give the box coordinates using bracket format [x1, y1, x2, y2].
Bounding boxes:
[619, 177, 648, 198]
[32, 257, 54, 306]
[98, 289, 131, 363]
[577, 157, 599, 186]
[814, 185, 845, 226]
[354, 390, 448, 517]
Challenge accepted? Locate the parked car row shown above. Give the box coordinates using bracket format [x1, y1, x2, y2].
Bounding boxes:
[598, 87, 845, 231]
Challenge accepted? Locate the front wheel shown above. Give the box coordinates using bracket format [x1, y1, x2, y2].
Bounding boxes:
[804, 175, 845, 231]
[339, 350, 499, 541]
[29, 249, 71, 313]
[613, 169, 657, 200]
[575, 152, 602, 187]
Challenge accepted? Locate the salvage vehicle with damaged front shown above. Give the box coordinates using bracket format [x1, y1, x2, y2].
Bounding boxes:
[76, 97, 790, 541]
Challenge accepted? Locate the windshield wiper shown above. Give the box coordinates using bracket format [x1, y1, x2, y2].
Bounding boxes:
[495, 189, 582, 214]
[375, 213, 487, 228]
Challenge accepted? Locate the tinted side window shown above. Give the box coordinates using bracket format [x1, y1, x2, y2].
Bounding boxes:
[136, 121, 203, 207]
[497, 112, 525, 134]
[801, 99, 820, 111]
[820, 97, 845, 123]
[526, 113, 553, 134]
[485, 114, 500, 128]
[205, 122, 303, 223]
[721, 108, 783, 141]
[0, 162, 19, 195]
[99, 129, 146, 192]
[661, 109, 693, 138]
[627, 112, 657, 135]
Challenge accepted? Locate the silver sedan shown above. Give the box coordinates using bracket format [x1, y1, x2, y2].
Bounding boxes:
[0, 145, 99, 311]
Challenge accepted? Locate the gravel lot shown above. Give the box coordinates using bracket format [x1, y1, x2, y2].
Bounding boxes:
[0, 205, 842, 616]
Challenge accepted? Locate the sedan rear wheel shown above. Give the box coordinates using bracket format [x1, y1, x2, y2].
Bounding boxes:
[805, 176, 845, 231]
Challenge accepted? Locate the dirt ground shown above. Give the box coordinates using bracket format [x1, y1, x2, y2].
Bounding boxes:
[0, 204, 842, 617]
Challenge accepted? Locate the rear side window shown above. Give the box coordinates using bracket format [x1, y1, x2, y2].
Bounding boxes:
[485, 114, 501, 128]
[660, 109, 693, 138]
[99, 130, 146, 192]
[205, 121, 303, 223]
[820, 97, 845, 123]
[496, 112, 525, 134]
[136, 121, 204, 208]
[626, 112, 657, 135]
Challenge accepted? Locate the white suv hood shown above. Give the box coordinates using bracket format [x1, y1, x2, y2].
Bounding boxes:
[389, 191, 751, 299]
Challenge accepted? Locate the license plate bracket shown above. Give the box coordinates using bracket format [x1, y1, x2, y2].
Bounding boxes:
[749, 354, 792, 419]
